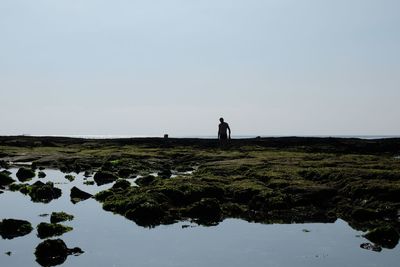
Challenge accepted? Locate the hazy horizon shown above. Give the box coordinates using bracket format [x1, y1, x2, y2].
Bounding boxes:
[1, 0, 399, 136]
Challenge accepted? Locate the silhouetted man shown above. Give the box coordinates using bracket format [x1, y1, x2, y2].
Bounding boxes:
[218, 117, 231, 140]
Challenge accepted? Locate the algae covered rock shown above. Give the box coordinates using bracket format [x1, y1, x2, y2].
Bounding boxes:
[135, 175, 157, 186]
[364, 226, 400, 249]
[93, 171, 118, 185]
[0, 219, 33, 239]
[64, 175, 75, 182]
[70, 186, 92, 204]
[16, 167, 36, 182]
[35, 239, 84, 267]
[29, 181, 62, 203]
[50, 212, 74, 224]
[0, 171, 15, 185]
[112, 179, 131, 190]
[37, 222, 73, 239]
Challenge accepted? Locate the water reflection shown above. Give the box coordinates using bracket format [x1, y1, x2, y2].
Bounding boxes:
[1, 169, 400, 267]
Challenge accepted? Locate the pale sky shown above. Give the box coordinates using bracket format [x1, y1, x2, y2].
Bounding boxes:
[1, 0, 399, 137]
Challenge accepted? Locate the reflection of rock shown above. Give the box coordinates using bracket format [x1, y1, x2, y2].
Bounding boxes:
[360, 242, 382, 252]
[50, 212, 74, 224]
[29, 181, 62, 203]
[185, 198, 222, 225]
[125, 202, 166, 227]
[93, 171, 118, 185]
[35, 239, 84, 267]
[16, 167, 36, 182]
[37, 223, 73, 239]
[364, 226, 400, 249]
[0, 219, 33, 239]
[0, 171, 15, 185]
[70, 186, 92, 204]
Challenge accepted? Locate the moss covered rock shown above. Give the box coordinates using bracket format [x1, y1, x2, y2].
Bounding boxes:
[50, 212, 74, 224]
[37, 222, 73, 239]
[16, 167, 35, 182]
[93, 171, 118, 185]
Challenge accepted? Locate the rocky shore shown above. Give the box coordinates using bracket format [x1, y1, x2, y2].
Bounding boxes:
[1, 136, 399, 250]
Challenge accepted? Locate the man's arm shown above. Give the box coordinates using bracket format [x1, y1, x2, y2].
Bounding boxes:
[228, 125, 231, 139]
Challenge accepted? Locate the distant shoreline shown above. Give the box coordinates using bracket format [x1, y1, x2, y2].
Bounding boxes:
[1, 134, 400, 140]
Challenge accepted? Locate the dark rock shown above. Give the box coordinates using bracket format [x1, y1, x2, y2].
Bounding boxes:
[112, 179, 130, 190]
[186, 198, 222, 224]
[35, 239, 84, 267]
[16, 167, 36, 182]
[83, 180, 95, 185]
[360, 242, 382, 252]
[37, 222, 73, 239]
[0, 160, 10, 169]
[0, 219, 33, 239]
[135, 175, 157, 186]
[70, 186, 92, 204]
[93, 171, 118, 185]
[29, 182, 62, 203]
[351, 208, 379, 221]
[364, 226, 400, 249]
[118, 168, 133, 178]
[38, 171, 46, 178]
[158, 169, 172, 178]
[0, 171, 15, 186]
[50, 212, 74, 224]
[84, 170, 92, 177]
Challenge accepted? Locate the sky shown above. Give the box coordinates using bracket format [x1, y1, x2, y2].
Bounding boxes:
[1, 0, 399, 137]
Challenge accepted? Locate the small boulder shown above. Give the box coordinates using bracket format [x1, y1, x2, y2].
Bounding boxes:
[64, 175, 75, 182]
[0, 171, 15, 186]
[70, 186, 92, 204]
[37, 222, 73, 239]
[29, 181, 62, 203]
[16, 167, 36, 182]
[135, 175, 157, 186]
[35, 239, 84, 267]
[158, 169, 172, 178]
[38, 171, 46, 178]
[50, 212, 74, 224]
[118, 168, 133, 178]
[112, 179, 131, 190]
[0, 219, 33, 239]
[93, 171, 118, 186]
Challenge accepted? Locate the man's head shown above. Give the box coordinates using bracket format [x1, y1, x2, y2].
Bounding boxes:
[219, 117, 224, 123]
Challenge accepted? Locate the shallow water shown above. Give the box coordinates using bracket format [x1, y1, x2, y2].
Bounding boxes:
[1, 169, 399, 267]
